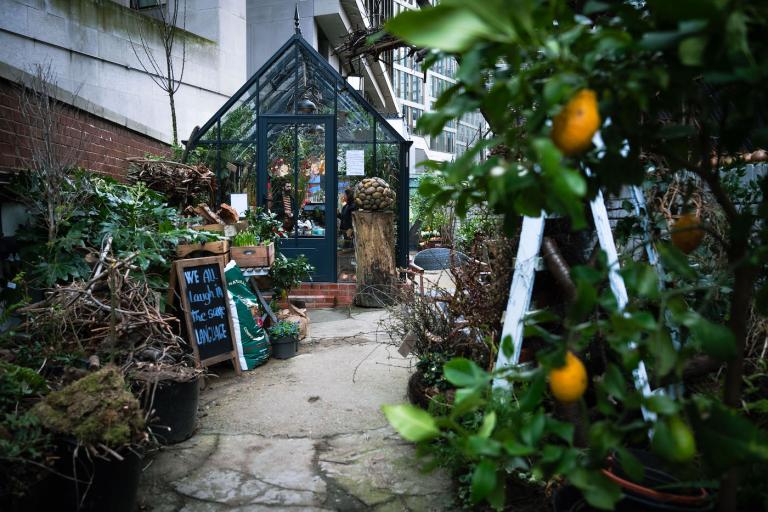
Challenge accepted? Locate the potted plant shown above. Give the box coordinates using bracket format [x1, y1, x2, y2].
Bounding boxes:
[268, 254, 314, 307]
[229, 207, 284, 269]
[30, 367, 147, 512]
[268, 320, 300, 359]
[230, 230, 275, 268]
[129, 358, 203, 445]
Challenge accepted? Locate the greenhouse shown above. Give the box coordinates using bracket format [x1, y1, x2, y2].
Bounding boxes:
[187, 32, 410, 283]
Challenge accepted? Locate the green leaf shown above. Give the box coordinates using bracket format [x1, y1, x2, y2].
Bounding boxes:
[568, 280, 598, 322]
[519, 372, 546, 412]
[386, 5, 491, 53]
[487, 477, 506, 510]
[678, 312, 737, 360]
[569, 467, 622, 510]
[584, 1, 611, 15]
[504, 440, 536, 456]
[602, 363, 626, 400]
[520, 411, 546, 446]
[648, 329, 677, 377]
[620, 263, 660, 299]
[500, 335, 514, 359]
[657, 243, 697, 280]
[470, 460, 498, 503]
[678, 36, 707, 66]
[616, 448, 645, 484]
[443, 358, 491, 388]
[466, 435, 502, 457]
[546, 417, 575, 444]
[381, 404, 440, 442]
[645, 395, 679, 415]
[693, 402, 768, 471]
[478, 411, 497, 438]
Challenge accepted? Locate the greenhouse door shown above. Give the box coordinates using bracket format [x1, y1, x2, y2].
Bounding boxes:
[259, 116, 335, 282]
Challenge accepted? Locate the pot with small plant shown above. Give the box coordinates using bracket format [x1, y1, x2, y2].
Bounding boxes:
[268, 321, 300, 359]
[229, 207, 284, 268]
[230, 229, 275, 268]
[268, 254, 314, 306]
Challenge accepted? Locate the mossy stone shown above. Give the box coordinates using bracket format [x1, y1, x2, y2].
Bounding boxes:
[31, 367, 145, 448]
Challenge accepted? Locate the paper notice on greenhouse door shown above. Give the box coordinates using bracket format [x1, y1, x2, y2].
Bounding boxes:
[346, 150, 364, 176]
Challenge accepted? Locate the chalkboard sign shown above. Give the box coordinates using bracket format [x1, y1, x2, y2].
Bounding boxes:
[170, 257, 241, 373]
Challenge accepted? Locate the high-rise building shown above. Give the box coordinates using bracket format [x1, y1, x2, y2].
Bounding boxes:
[392, 0, 488, 182]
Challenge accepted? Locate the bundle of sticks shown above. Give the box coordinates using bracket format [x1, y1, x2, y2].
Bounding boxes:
[127, 157, 214, 206]
[18, 240, 183, 359]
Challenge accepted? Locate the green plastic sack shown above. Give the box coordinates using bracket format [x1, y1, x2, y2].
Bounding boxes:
[225, 261, 270, 370]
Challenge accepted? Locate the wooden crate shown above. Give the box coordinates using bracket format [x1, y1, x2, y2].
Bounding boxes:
[176, 240, 230, 259]
[230, 242, 275, 268]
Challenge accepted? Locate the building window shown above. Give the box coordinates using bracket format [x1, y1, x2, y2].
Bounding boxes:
[431, 130, 455, 153]
[403, 105, 423, 129]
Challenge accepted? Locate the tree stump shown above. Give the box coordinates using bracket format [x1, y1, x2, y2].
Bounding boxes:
[352, 211, 396, 307]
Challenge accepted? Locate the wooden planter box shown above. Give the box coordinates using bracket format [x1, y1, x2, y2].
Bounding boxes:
[176, 240, 230, 259]
[230, 242, 275, 268]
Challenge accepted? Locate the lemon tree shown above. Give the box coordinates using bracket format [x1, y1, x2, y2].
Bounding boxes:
[381, 1, 768, 510]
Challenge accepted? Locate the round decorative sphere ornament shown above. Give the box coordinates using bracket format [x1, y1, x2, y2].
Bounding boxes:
[353, 177, 396, 211]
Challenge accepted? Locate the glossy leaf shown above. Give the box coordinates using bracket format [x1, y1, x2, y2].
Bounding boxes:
[386, 5, 491, 53]
[443, 358, 491, 388]
[470, 460, 498, 503]
[381, 405, 440, 442]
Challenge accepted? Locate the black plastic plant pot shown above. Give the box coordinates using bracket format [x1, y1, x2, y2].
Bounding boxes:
[42, 441, 143, 512]
[272, 335, 299, 359]
[147, 376, 200, 445]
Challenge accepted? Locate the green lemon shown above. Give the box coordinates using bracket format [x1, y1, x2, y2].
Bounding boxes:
[652, 415, 696, 464]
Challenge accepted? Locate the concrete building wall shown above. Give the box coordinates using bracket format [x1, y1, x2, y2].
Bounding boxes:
[0, 0, 247, 144]
[246, 0, 317, 77]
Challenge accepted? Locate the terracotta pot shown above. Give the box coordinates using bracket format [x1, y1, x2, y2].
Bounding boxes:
[601, 450, 712, 510]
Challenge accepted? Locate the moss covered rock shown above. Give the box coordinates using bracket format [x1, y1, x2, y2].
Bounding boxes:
[31, 367, 144, 448]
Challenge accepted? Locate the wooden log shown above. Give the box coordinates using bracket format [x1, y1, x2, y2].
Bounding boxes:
[352, 211, 396, 307]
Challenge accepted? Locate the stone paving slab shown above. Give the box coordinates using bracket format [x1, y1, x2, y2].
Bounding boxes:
[137, 308, 454, 512]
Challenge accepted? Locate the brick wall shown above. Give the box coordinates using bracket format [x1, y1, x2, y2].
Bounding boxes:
[0, 77, 169, 181]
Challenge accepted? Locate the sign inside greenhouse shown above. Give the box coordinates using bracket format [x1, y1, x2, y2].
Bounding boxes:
[346, 150, 365, 176]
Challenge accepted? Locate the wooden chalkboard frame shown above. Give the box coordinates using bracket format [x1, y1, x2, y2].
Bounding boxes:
[169, 256, 241, 375]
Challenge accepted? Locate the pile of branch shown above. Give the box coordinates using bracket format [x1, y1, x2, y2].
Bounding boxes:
[336, 27, 426, 63]
[17, 248, 185, 364]
[127, 157, 214, 206]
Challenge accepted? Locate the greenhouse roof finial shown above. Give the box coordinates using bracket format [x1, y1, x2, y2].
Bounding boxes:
[294, 3, 301, 34]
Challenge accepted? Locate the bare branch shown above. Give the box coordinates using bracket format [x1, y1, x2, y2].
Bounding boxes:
[127, 0, 187, 144]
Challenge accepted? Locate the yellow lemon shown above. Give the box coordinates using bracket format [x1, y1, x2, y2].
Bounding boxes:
[548, 351, 588, 403]
[670, 213, 704, 254]
[551, 89, 601, 156]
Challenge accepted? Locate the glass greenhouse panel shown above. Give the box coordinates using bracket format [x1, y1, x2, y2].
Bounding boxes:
[295, 124, 327, 238]
[376, 118, 401, 143]
[265, 124, 298, 235]
[295, 46, 337, 115]
[217, 142, 258, 210]
[259, 47, 298, 114]
[337, 89, 373, 143]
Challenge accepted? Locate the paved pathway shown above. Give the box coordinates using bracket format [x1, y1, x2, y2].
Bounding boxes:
[137, 308, 454, 511]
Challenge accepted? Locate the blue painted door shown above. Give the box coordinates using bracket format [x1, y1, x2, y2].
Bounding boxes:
[259, 116, 336, 282]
